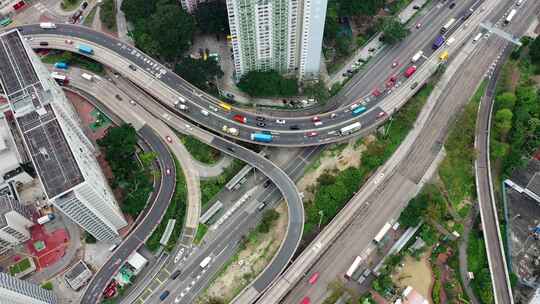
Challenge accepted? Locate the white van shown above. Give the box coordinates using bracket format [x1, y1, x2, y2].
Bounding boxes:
[201, 109, 209, 116]
[81, 73, 93, 81]
[472, 32, 483, 43]
[411, 51, 424, 63]
[446, 37, 456, 46]
[200, 256, 212, 269]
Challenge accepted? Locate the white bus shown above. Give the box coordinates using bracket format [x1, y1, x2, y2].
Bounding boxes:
[39, 22, 56, 29]
[345, 256, 362, 279]
[441, 18, 456, 33]
[373, 222, 392, 243]
[339, 122, 362, 136]
[504, 9, 517, 25]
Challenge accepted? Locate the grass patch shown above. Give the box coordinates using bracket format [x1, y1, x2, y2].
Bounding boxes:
[146, 156, 187, 252]
[9, 258, 31, 276]
[41, 281, 53, 290]
[83, 5, 98, 27]
[42, 51, 105, 75]
[180, 135, 221, 165]
[303, 83, 433, 236]
[100, 0, 117, 31]
[60, 0, 82, 11]
[200, 159, 245, 209]
[439, 81, 486, 208]
[194, 223, 209, 245]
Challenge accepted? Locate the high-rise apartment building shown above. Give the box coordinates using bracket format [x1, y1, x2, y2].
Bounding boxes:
[0, 272, 57, 304]
[0, 29, 127, 241]
[179, 0, 198, 13]
[226, 0, 328, 81]
[0, 195, 35, 255]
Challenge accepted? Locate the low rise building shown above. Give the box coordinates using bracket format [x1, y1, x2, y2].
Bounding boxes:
[64, 260, 92, 291]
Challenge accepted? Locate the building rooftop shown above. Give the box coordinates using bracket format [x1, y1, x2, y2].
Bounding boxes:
[0, 29, 84, 199]
[64, 260, 92, 291]
[0, 195, 34, 229]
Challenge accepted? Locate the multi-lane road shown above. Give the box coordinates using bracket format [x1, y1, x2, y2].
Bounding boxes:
[17, 0, 480, 146]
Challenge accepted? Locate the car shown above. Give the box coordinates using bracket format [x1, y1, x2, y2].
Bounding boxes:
[257, 202, 266, 211]
[170, 270, 182, 280]
[81, 1, 88, 9]
[256, 116, 265, 121]
[300, 297, 311, 304]
[39, 41, 49, 46]
[413, 5, 420, 9]
[377, 111, 386, 118]
[372, 88, 381, 97]
[330, 113, 337, 119]
[311, 116, 320, 122]
[449, 2, 456, 8]
[165, 136, 172, 143]
[263, 180, 272, 188]
[128, 64, 137, 71]
[289, 125, 300, 130]
[313, 121, 323, 126]
[159, 290, 170, 301]
[257, 122, 266, 127]
[350, 103, 359, 110]
[308, 272, 320, 284]
[275, 119, 286, 124]
[416, 22, 422, 29]
[391, 61, 399, 68]
[115, 94, 123, 101]
[129, 100, 136, 105]
[306, 131, 318, 137]
[166, 168, 171, 175]
[65, 39, 73, 45]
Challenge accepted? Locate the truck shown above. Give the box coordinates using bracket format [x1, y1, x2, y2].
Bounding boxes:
[373, 222, 393, 243]
[432, 35, 445, 50]
[411, 50, 423, 63]
[441, 18, 456, 33]
[37, 214, 55, 225]
[504, 9, 517, 25]
[81, 73, 93, 81]
[251, 133, 273, 143]
[439, 51, 449, 61]
[78, 44, 94, 55]
[404, 66, 417, 78]
[39, 22, 56, 29]
[345, 256, 362, 279]
[222, 125, 239, 136]
[200, 256, 212, 269]
[54, 62, 68, 69]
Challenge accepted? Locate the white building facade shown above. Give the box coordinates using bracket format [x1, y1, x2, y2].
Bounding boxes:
[0, 272, 57, 304]
[226, 0, 328, 81]
[0, 29, 127, 242]
[0, 195, 34, 254]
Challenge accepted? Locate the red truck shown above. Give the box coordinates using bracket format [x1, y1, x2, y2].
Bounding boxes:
[404, 66, 417, 78]
[233, 114, 247, 124]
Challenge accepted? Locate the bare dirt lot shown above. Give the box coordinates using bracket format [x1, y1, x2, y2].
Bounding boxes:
[200, 202, 289, 303]
[393, 252, 433, 303]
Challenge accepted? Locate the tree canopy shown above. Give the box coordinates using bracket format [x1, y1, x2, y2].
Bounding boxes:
[237, 70, 298, 97]
[175, 57, 224, 91]
[337, 0, 385, 16]
[194, 1, 229, 34]
[378, 17, 409, 45]
[529, 36, 540, 64]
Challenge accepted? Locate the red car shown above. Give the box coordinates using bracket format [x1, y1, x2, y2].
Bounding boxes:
[377, 111, 386, 118]
[165, 136, 173, 143]
[386, 75, 397, 88]
[404, 66, 417, 78]
[308, 272, 320, 284]
[300, 297, 311, 304]
[306, 131, 318, 137]
[311, 116, 320, 122]
[372, 88, 381, 97]
[233, 114, 247, 124]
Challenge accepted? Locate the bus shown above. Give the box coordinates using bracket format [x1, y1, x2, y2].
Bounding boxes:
[200, 256, 212, 269]
[339, 122, 362, 136]
[345, 256, 362, 279]
[373, 222, 392, 243]
[351, 106, 367, 116]
[54, 62, 69, 69]
[251, 133, 272, 143]
[78, 44, 94, 55]
[0, 18, 12, 27]
[441, 18, 456, 33]
[218, 101, 232, 111]
[51, 72, 68, 85]
[504, 9, 517, 25]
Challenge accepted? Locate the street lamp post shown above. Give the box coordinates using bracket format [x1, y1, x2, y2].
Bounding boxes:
[318, 210, 324, 230]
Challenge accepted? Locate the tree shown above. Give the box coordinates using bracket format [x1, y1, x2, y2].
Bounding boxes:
[323, 2, 339, 42]
[100, 0, 117, 30]
[494, 108, 513, 137]
[175, 57, 224, 91]
[147, 4, 195, 61]
[257, 210, 280, 233]
[98, 124, 138, 177]
[335, 35, 352, 56]
[495, 92, 517, 110]
[121, 0, 163, 22]
[529, 36, 540, 64]
[237, 71, 298, 97]
[194, 1, 228, 34]
[378, 17, 409, 45]
[338, 0, 385, 16]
